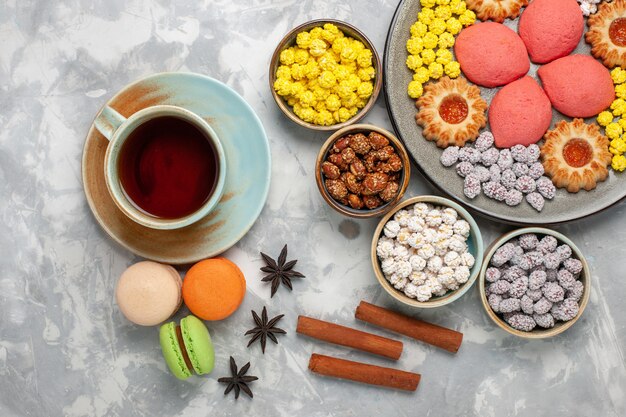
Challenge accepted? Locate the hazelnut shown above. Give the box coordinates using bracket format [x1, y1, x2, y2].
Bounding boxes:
[332, 136, 350, 153]
[349, 133, 372, 155]
[327, 153, 348, 171]
[321, 161, 341, 180]
[349, 159, 367, 179]
[374, 146, 395, 161]
[325, 179, 348, 200]
[341, 147, 356, 164]
[379, 181, 400, 202]
[363, 172, 389, 194]
[363, 195, 383, 209]
[348, 194, 364, 209]
[368, 132, 389, 150]
[341, 172, 362, 194]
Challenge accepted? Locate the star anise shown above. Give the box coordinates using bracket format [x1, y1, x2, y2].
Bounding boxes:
[217, 356, 258, 399]
[245, 306, 286, 353]
[260, 244, 305, 297]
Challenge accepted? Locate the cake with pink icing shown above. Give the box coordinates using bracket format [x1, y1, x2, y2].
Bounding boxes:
[489, 76, 553, 148]
[454, 22, 529, 88]
[518, 0, 584, 64]
[537, 54, 615, 118]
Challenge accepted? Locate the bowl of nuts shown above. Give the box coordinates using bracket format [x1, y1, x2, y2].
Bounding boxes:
[371, 195, 484, 308]
[269, 19, 382, 130]
[316, 124, 410, 218]
[479, 227, 590, 339]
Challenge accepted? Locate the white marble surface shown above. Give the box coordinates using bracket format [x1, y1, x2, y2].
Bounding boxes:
[1, 1, 625, 416]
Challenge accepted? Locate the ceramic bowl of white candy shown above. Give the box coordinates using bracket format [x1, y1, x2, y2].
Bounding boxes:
[371, 195, 484, 308]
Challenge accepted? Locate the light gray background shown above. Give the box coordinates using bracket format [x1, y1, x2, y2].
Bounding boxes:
[0, 1, 624, 416]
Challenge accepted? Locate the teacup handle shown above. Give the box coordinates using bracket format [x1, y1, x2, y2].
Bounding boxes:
[94, 105, 126, 141]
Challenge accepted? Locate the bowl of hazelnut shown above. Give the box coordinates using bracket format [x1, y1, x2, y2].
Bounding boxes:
[479, 227, 590, 339]
[315, 124, 410, 218]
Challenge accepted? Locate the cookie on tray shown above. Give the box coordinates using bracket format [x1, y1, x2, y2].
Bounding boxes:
[465, 0, 528, 23]
[415, 77, 488, 148]
[586, 0, 626, 69]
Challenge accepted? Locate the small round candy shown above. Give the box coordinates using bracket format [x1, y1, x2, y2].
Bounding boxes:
[485, 267, 501, 283]
[512, 162, 529, 178]
[497, 149, 514, 170]
[533, 297, 553, 315]
[489, 164, 502, 182]
[489, 280, 511, 295]
[556, 244, 573, 261]
[510, 144, 528, 162]
[491, 242, 516, 266]
[526, 289, 543, 302]
[500, 169, 517, 189]
[563, 258, 583, 275]
[463, 173, 482, 199]
[528, 270, 547, 290]
[536, 176, 556, 200]
[551, 298, 579, 321]
[456, 161, 474, 177]
[499, 298, 521, 313]
[504, 189, 523, 206]
[488, 293, 503, 312]
[483, 181, 507, 201]
[505, 313, 536, 332]
[481, 147, 500, 166]
[533, 313, 555, 329]
[509, 276, 529, 298]
[515, 175, 536, 194]
[440, 146, 460, 167]
[518, 234, 539, 250]
[542, 282, 565, 303]
[526, 144, 540, 162]
[557, 269, 576, 290]
[520, 295, 534, 314]
[474, 165, 491, 183]
[566, 280, 584, 302]
[537, 235, 558, 254]
[526, 192, 545, 212]
[527, 162, 544, 180]
[475, 131, 495, 151]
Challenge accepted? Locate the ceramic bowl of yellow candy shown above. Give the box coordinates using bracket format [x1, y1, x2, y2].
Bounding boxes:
[270, 19, 382, 131]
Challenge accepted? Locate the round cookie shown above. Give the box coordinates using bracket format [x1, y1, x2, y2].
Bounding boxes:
[518, 0, 584, 64]
[537, 54, 615, 118]
[116, 261, 182, 326]
[454, 22, 529, 88]
[182, 257, 246, 321]
[160, 315, 215, 380]
[489, 76, 553, 148]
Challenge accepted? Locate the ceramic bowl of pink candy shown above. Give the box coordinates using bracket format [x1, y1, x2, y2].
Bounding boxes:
[479, 227, 590, 339]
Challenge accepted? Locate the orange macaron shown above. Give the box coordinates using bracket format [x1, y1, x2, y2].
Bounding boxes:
[182, 257, 246, 321]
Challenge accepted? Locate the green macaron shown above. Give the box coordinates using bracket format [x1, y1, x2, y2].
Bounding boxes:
[159, 315, 215, 380]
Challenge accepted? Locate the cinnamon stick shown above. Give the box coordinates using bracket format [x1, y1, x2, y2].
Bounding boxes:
[308, 353, 420, 391]
[296, 316, 403, 360]
[355, 301, 463, 353]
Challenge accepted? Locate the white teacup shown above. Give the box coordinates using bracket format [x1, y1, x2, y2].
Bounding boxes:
[94, 105, 226, 230]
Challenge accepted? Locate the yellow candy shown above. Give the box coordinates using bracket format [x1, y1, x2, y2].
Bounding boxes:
[408, 80, 424, 99]
[342, 92, 358, 108]
[347, 74, 361, 90]
[276, 65, 291, 79]
[313, 86, 330, 101]
[318, 70, 337, 89]
[429, 18, 447, 35]
[611, 98, 626, 116]
[274, 78, 292, 96]
[612, 154, 626, 171]
[325, 94, 341, 112]
[616, 83, 626, 99]
[357, 81, 374, 99]
[428, 62, 444, 79]
[318, 52, 337, 71]
[340, 45, 357, 62]
[299, 90, 316, 107]
[357, 49, 373, 68]
[414, 67, 431, 83]
[324, 23, 341, 36]
[444, 61, 461, 78]
[459, 9, 476, 26]
[438, 32, 455, 49]
[406, 54, 424, 70]
[423, 32, 439, 49]
[407, 37, 424, 55]
[332, 37, 350, 54]
[358, 67, 376, 81]
[437, 0, 451, 4]
[619, 118, 626, 131]
[420, 0, 436, 7]
[418, 8, 436, 25]
[446, 17, 463, 35]
[450, 0, 466, 15]
[279, 48, 295, 65]
[435, 5, 452, 20]
[333, 65, 351, 81]
[314, 101, 326, 112]
[310, 27, 324, 40]
[305, 61, 321, 79]
[606, 122, 623, 139]
[355, 97, 368, 108]
[287, 96, 297, 106]
[296, 32, 312, 49]
[336, 107, 350, 122]
[291, 81, 306, 97]
[597, 111, 614, 126]
[436, 49, 453, 65]
[611, 67, 626, 85]
[294, 49, 309, 65]
[309, 39, 328, 57]
[421, 48, 436, 65]
[318, 109, 335, 126]
[352, 40, 365, 52]
[610, 138, 626, 155]
[410, 21, 429, 38]
[337, 80, 353, 98]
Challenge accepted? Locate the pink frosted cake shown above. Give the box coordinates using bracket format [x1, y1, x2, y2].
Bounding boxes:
[537, 54, 615, 118]
[454, 22, 529, 88]
[518, 0, 584, 64]
[489, 76, 553, 148]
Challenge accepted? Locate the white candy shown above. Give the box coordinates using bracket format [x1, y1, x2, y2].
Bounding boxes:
[381, 258, 396, 275]
[438, 267, 456, 289]
[422, 228, 437, 243]
[393, 245, 410, 260]
[407, 216, 425, 233]
[437, 224, 454, 238]
[416, 285, 433, 302]
[454, 265, 471, 284]
[461, 252, 475, 268]
[426, 277, 443, 294]
[427, 256, 443, 273]
[396, 228, 412, 245]
[417, 244, 436, 259]
[409, 254, 427, 271]
[393, 209, 411, 227]
[444, 251, 462, 267]
[376, 239, 395, 259]
[407, 233, 425, 249]
[425, 209, 443, 227]
[404, 282, 420, 299]
[413, 203, 431, 217]
[410, 270, 427, 285]
[395, 260, 412, 278]
[384, 220, 401, 238]
[453, 220, 471, 237]
[442, 207, 458, 225]
[448, 236, 467, 253]
[434, 239, 450, 256]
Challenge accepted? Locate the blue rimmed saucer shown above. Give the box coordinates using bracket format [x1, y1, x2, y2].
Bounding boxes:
[82, 72, 271, 265]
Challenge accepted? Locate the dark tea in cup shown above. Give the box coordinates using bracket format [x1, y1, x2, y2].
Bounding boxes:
[118, 116, 219, 219]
